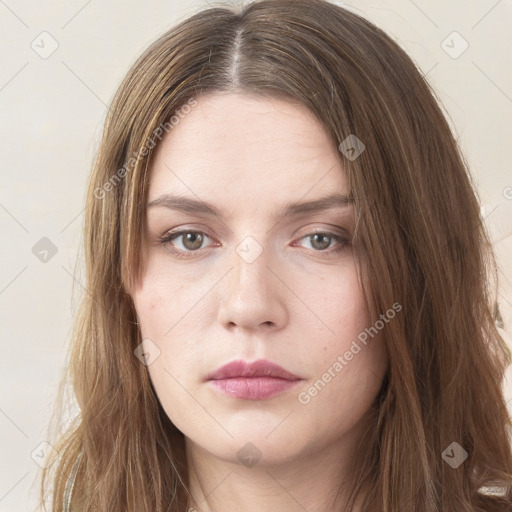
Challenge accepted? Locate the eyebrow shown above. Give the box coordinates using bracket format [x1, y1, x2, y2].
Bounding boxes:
[146, 192, 353, 221]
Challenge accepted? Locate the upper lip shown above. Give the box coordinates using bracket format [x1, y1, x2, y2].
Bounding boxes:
[206, 359, 302, 381]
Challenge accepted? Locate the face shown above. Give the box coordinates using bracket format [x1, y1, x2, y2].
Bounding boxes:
[129, 92, 388, 468]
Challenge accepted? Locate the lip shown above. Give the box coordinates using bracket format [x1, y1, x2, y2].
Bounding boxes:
[206, 359, 303, 400]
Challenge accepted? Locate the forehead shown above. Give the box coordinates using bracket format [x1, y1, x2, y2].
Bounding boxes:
[148, 93, 348, 209]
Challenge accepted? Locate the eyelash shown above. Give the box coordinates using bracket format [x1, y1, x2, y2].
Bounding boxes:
[157, 228, 350, 260]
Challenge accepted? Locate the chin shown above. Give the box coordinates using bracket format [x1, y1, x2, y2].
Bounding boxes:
[190, 421, 312, 467]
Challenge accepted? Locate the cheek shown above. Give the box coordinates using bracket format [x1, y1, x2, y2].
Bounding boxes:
[132, 263, 190, 339]
[131, 265, 208, 379]
[318, 267, 369, 354]
[133, 290, 164, 339]
[297, 264, 386, 413]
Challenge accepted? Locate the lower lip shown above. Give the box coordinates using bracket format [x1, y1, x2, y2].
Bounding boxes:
[209, 377, 301, 400]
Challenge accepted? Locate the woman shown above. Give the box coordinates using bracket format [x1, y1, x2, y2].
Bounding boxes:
[39, 0, 512, 510]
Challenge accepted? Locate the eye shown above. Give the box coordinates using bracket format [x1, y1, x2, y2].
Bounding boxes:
[158, 230, 215, 259]
[294, 231, 350, 255]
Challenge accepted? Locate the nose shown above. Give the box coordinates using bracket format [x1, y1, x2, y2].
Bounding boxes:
[216, 241, 288, 332]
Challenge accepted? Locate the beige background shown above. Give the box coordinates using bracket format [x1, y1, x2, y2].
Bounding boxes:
[0, 1, 511, 510]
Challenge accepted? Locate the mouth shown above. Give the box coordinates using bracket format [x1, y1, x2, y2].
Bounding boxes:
[206, 359, 303, 400]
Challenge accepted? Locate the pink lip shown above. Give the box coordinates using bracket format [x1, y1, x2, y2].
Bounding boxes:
[206, 359, 303, 400]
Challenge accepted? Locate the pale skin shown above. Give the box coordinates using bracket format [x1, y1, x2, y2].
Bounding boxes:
[128, 92, 389, 512]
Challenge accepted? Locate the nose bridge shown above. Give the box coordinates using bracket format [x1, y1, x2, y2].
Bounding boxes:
[230, 234, 272, 299]
[217, 233, 287, 330]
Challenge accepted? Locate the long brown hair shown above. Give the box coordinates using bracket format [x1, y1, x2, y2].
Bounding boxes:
[38, 0, 512, 510]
